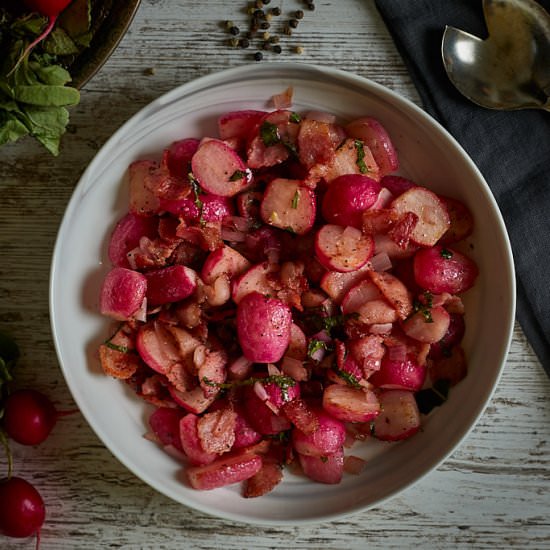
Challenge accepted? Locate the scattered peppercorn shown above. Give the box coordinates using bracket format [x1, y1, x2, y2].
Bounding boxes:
[240, 37, 250, 48]
[284, 25, 292, 36]
[255, 0, 264, 7]
[295, 10, 304, 19]
[269, 35, 280, 44]
[306, 2, 315, 10]
[260, 21, 270, 29]
[289, 18, 299, 28]
[253, 9, 264, 18]
[270, 7, 281, 16]
[229, 25, 240, 35]
[254, 51, 263, 61]
[262, 31, 270, 40]
[273, 44, 282, 54]
[262, 41, 271, 50]
[225, 20, 235, 29]
[294, 44, 304, 54]
[229, 37, 240, 47]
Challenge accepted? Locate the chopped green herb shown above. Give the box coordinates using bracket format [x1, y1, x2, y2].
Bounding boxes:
[354, 139, 369, 174]
[333, 366, 362, 388]
[291, 189, 300, 209]
[188, 173, 205, 225]
[260, 120, 280, 146]
[411, 291, 434, 323]
[104, 341, 135, 354]
[307, 338, 331, 358]
[229, 169, 246, 181]
[440, 248, 453, 259]
[202, 373, 295, 400]
[289, 112, 301, 123]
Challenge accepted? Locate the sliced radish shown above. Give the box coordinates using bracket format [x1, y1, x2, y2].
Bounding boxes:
[390, 187, 450, 247]
[201, 245, 251, 285]
[345, 117, 399, 176]
[191, 139, 251, 197]
[298, 448, 344, 484]
[170, 386, 216, 415]
[322, 384, 380, 423]
[341, 278, 384, 315]
[402, 306, 451, 344]
[144, 265, 197, 306]
[372, 390, 421, 441]
[292, 408, 346, 457]
[218, 110, 266, 141]
[321, 174, 382, 228]
[165, 138, 200, 177]
[315, 224, 374, 273]
[100, 267, 147, 321]
[369, 353, 427, 391]
[368, 270, 413, 320]
[179, 413, 218, 465]
[231, 261, 277, 304]
[108, 213, 158, 268]
[187, 453, 263, 490]
[149, 407, 185, 451]
[319, 263, 371, 303]
[260, 178, 316, 235]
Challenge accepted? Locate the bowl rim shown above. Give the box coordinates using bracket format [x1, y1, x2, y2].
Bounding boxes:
[50, 62, 516, 525]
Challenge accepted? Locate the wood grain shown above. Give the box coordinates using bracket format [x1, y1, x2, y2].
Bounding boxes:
[1, 1, 549, 548]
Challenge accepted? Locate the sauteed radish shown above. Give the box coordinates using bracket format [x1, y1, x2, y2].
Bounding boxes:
[97, 96, 478, 497]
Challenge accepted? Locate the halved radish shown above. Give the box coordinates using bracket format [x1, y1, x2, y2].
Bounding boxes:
[99, 267, 147, 321]
[413, 245, 478, 295]
[108, 213, 158, 268]
[380, 175, 416, 197]
[372, 390, 421, 441]
[345, 117, 399, 176]
[145, 265, 197, 306]
[321, 174, 382, 228]
[369, 353, 427, 392]
[236, 292, 292, 363]
[322, 384, 380, 423]
[231, 261, 277, 304]
[292, 408, 346, 457]
[218, 110, 266, 141]
[201, 245, 251, 285]
[187, 453, 263, 490]
[341, 278, 384, 314]
[429, 345, 467, 386]
[179, 413, 218, 466]
[298, 449, 344, 484]
[390, 187, 450, 246]
[368, 270, 413, 320]
[164, 138, 200, 177]
[149, 407, 185, 451]
[162, 192, 234, 221]
[170, 386, 216, 415]
[402, 306, 451, 344]
[136, 323, 174, 374]
[319, 263, 371, 303]
[260, 178, 316, 235]
[191, 139, 251, 197]
[356, 299, 398, 325]
[243, 388, 292, 435]
[315, 225, 374, 273]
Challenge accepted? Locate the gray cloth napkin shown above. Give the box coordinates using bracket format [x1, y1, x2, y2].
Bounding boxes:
[375, 0, 550, 376]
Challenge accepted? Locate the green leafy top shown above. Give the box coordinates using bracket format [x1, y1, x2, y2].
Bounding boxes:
[0, 1, 94, 155]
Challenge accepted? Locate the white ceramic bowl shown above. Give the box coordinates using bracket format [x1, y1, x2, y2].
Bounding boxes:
[50, 63, 515, 525]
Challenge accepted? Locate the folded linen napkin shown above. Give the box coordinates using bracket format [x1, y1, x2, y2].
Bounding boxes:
[375, 0, 550, 376]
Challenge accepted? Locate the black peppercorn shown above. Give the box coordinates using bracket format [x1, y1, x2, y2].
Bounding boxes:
[273, 44, 282, 54]
[254, 51, 263, 61]
[307, 2, 315, 10]
[240, 38, 250, 48]
[229, 25, 240, 35]
[289, 18, 299, 28]
[295, 10, 304, 19]
[270, 7, 281, 16]
[260, 21, 270, 29]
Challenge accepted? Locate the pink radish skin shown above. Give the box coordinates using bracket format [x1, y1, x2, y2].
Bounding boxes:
[145, 265, 197, 306]
[368, 270, 413, 320]
[108, 213, 158, 268]
[373, 390, 421, 441]
[341, 278, 384, 314]
[201, 245, 251, 285]
[218, 110, 266, 141]
[381, 175, 416, 197]
[402, 306, 451, 344]
[162, 193, 234, 221]
[413, 245, 479, 295]
[320, 263, 371, 303]
[369, 354, 427, 392]
[191, 139, 251, 197]
[149, 408, 185, 451]
[391, 187, 450, 247]
[292, 409, 346, 457]
[100, 267, 147, 321]
[165, 138, 200, 176]
[322, 384, 380, 423]
[243, 390, 292, 435]
[136, 323, 174, 374]
[236, 292, 292, 363]
[322, 174, 382, 228]
[231, 262, 277, 304]
[170, 386, 216, 415]
[345, 117, 399, 176]
[315, 224, 374, 272]
[260, 178, 316, 235]
[187, 453, 263, 490]
[232, 405, 263, 449]
[299, 449, 344, 484]
[429, 313, 466, 360]
[179, 414, 218, 465]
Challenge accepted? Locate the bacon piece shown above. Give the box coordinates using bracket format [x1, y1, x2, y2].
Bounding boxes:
[99, 344, 140, 379]
[297, 119, 336, 169]
[281, 398, 319, 435]
[243, 460, 283, 498]
[196, 408, 237, 454]
[388, 211, 419, 249]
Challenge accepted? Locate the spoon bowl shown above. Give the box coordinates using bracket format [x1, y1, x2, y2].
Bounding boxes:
[442, 0, 550, 111]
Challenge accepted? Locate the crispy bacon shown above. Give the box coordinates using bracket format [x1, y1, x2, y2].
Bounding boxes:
[196, 408, 237, 454]
[243, 460, 283, 498]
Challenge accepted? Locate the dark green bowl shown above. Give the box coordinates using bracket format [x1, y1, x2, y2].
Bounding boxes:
[70, 0, 141, 89]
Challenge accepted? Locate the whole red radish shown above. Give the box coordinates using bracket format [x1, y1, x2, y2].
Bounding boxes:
[0, 476, 45, 539]
[3, 389, 73, 446]
[11, 1, 73, 72]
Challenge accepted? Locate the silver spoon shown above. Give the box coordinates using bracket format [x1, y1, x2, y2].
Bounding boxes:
[441, 0, 550, 111]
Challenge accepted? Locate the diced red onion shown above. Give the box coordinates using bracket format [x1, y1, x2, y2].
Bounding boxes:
[281, 356, 308, 381]
[272, 86, 293, 109]
[134, 297, 148, 322]
[267, 363, 282, 377]
[253, 380, 269, 402]
[388, 344, 407, 363]
[228, 356, 253, 380]
[370, 252, 392, 272]
[369, 323, 393, 335]
[370, 187, 394, 210]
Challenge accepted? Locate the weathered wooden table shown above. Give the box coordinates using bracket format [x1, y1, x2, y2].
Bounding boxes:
[1, 1, 549, 548]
